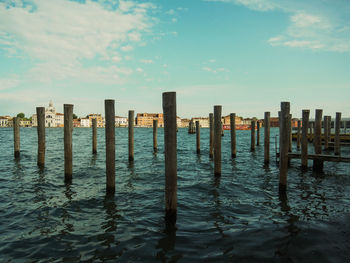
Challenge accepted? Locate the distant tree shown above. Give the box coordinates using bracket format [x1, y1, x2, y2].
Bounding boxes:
[73, 113, 78, 119]
[17, 113, 25, 119]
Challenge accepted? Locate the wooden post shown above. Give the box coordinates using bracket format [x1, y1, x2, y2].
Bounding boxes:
[209, 113, 214, 158]
[250, 120, 256, 151]
[230, 113, 236, 158]
[313, 109, 323, 171]
[288, 114, 292, 152]
[64, 104, 73, 182]
[297, 120, 301, 151]
[214, 105, 222, 176]
[335, 112, 341, 155]
[162, 92, 177, 224]
[92, 118, 97, 154]
[301, 110, 310, 169]
[264, 112, 270, 164]
[256, 121, 260, 146]
[327, 116, 331, 145]
[279, 102, 290, 193]
[13, 117, 20, 158]
[323, 116, 328, 150]
[196, 121, 200, 154]
[105, 100, 115, 194]
[36, 107, 45, 166]
[153, 119, 158, 153]
[128, 110, 134, 162]
[309, 122, 313, 142]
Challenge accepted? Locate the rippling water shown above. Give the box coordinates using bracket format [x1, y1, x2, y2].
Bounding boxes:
[1, 127, 350, 262]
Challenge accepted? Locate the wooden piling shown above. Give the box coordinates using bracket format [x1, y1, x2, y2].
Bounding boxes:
[301, 110, 310, 169]
[230, 113, 236, 158]
[327, 116, 331, 145]
[105, 100, 115, 194]
[64, 104, 73, 182]
[256, 121, 260, 146]
[196, 121, 200, 154]
[288, 114, 292, 152]
[92, 118, 97, 154]
[309, 122, 313, 142]
[264, 112, 270, 164]
[13, 117, 20, 158]
[162, 92, 177, 224]
[279, 102, 290, 193]
[323, 116, 328, 151]
[128, 110, 134, 162]
[335, 112, 341, 155]
[297, 120, 301, 151]
[153, 119, 158, 153]
[313, 109, 323, 171]
[36, 107, 45, 167]
[250, 120, 256, 151]
[214, 106, 222, 176]
[209, 113, 214, 158]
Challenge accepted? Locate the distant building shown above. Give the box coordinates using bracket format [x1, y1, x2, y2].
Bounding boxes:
[56, 113, 64, 127]
[20, 120, 31, 127]
[115, 116, 128, 127]
[136, 113, 163, 127]
[32, 101, 64, 127]
[0, 116, 10, 127]
[88, 114, 104, 127]
[222, 115, 243, 125]
[191, 117, 209, 128]
[180, 118, 190, 128]
[73, 118, 81, 127]
[80, 118, 90, 128]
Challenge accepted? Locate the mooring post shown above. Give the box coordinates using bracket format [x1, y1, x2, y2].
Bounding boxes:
[13, 117, 20, 159]
[37, 107, 45, 167]
[309, 122, 313, 142]
[214, 106, 222, 176]
[264, 112, 270, 164]
[162, 92, 177, 224]
[196, 121, 200, 154]
[327, 116, 331, 145]
[230, 113, 236, 158]
[64, 104, 73, 182]
[323, 116, 328, 150]
[153, 119, 158, 153]
[297, 120, 301, 151]
[250, 120, 256, 151]
[128, 110, 134, 162]
[256, 121, 260, 146]
[105, 100, 115, 194]
[335, 112, 341, 155]
[279, 102, 290, 193]
[313, 109, 323, 171]
[209, 113, 214, 158]
[288, 114, 292, 152]
[301, 110, 310, 169]
[92, 118, 97, 154]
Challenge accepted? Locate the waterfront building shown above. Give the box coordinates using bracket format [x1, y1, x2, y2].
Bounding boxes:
[80, 118, 90, 128]
[180, 118, 190, 128]
[88, 114, 104, 127]
[191, 117, 209, 128]
[136, 113, 163, 127]
[177, 117, 182, 128]
[56, 113, 64, 127]
[73, 119, 81, 127]
[115, 116, 128, 127]
[222, 114, 243, 125]
[31, 101, 63, 127]
[20, 120, 31, 127]
[0, 116, 10, 127]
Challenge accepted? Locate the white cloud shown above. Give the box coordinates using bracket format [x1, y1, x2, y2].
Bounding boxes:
[291, 12, 322, 28]
[140, 59, 154, 64]
[205, 0, 276, 11]
[0, 0, 156, 83]
[0, 77, 20, 90]
[202, 66, 229, 73]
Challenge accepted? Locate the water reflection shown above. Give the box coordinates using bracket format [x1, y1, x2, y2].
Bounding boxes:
[90, 154, 97, 166]
[156, 219, 178, 262]
[101, 194, 118, 247]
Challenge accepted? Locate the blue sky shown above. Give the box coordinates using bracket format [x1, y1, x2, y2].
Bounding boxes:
[0, 0, 349, 119]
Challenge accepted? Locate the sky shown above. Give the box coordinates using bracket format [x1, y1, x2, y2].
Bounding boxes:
[0, 0, 350, 119]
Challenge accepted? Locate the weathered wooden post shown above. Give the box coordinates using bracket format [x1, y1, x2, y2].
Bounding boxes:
[13, 117, 20, 158]
[301, 110, 310, 169]
[327, 116, 331, 145]
[264, 112, 270, 164]
[230, 113, 236, 158]
[162, 92, 177, 224]
[196, 121, 200, 154]
[309, 122, 313, 142]
[92, 118, 97, 154]
[288, 114, 292, 152]
[153, 119, 158, 153]
[313, 109, 323, 171]
[297, 120, 301, 151]
[279, 102, 290, 193]
[214, 106, 222, 176]
[37, 107, 45, 166]
[209, 113, 214, 158]
[256, 121, 260, 146]
[105, 100, 115, 194]
[323, 116, 328, 150]
[64, 104, 73, 182]
[250, 120, 256, 151]
[335, 112, 341, 155]
[128, 110, 134, 162]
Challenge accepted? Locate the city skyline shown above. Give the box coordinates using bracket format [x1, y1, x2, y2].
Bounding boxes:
[1, 0, 350, 119]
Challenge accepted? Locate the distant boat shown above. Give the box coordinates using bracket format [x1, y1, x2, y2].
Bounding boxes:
[223, 124, 255, 130]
